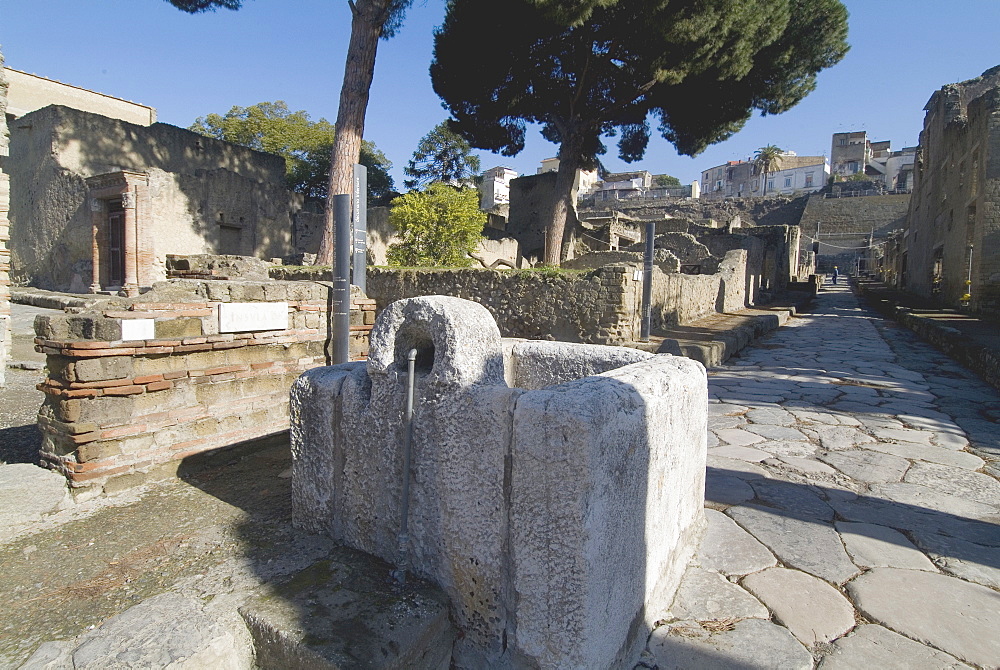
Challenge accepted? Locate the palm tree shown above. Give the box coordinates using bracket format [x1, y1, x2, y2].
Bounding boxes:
[754, 145, 784, 197]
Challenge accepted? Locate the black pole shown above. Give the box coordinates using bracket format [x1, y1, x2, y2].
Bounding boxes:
[640, 222, 654, 342]
[332, 194, 351, 365]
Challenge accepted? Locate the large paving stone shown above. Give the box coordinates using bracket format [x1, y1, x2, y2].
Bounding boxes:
[748, 478, 835, 521]
[803, 426, 875, 451]
[707, 456, 769, 480]
[744, 424, 809, 441]
[707, 445, 771, 462]
[834, 521, 936, 571]
[19, 592, 254, 670]
[696, 509, 776, 577]
[846, 568, 1000, 668]
[756, 440, 817, 458]
[713, 429, 766, 447]
[870, 483, 997, 520]
[705, 474, 755, 507]
[865, 441, 984, 470]
[727, 505, 859, 585]
[818, 449, 910, 483]
[903, 461, 1000, 508]
[745, 407, 796, 425]
[832, 496, 1000, 547]
[872, 426, 935, 444]
[0, 464, 71, 541]
[774, 456, 837, 475]
[741, 568, 856, 645]
[909, 529, 1000, 589]
[669, 567, 769, 621]
[649, 618, 813, 670]
[818, 624, 972, 669]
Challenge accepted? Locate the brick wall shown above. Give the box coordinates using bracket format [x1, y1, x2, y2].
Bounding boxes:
[33, 279, 373, 493]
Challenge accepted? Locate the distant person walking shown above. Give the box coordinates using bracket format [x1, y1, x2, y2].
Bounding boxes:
[832, 266, 840, 285]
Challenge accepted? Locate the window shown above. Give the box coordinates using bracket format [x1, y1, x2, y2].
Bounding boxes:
[784, 177, 792, 188]
[767, 179, 775, 191]
[848, 161, 859, 173]
[838, 138, 848, 146]
[805, 172, 814, 188]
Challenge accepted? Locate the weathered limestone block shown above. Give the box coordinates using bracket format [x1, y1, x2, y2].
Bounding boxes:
[291, 295, 707, 669]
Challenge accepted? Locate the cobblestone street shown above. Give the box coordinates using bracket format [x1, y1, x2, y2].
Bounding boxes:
[648, 284, 1000, 668]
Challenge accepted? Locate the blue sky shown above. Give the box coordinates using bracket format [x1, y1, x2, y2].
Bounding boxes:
[3, 0, 1000, 187]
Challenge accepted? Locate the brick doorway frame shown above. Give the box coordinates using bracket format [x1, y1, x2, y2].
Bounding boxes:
[85, 171, 149, 296]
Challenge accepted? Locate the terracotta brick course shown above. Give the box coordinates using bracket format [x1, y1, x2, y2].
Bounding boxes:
[145, 380, 174, 392]
[101, 385, 145, 396]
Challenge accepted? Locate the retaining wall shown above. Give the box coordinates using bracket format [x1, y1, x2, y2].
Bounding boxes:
[33, 279, 372, 493]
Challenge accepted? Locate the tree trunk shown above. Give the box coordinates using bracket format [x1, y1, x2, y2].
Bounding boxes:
[544, 142, 582, 266]
[317, 1, 385, 265]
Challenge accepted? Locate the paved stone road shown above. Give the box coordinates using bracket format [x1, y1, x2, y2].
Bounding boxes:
[646, 284, 1000, 670]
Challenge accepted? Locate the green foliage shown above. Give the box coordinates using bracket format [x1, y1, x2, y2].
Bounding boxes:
[387, 184, 486, 267]
[165, 0, 241, 12]
[432, 0, 848, 163]
[753, 144, 784, 195]
[845, 172, 869, 182]
[654, 174, 681, 187]
[189, 101, 394, 203]
[404, 122, 482, 190]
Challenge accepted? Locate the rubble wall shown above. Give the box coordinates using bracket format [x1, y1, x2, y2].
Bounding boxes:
[0, 50, 10, 385]
[33, 279, 373, 493]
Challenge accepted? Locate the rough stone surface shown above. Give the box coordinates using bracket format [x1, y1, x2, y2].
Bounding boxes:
[695, 509, 776, 576]
[293, 296, 708, 668]
[846, 568, 1000, 668]
[741, 568, 856, 645]
[0, 464, 70, 540]
[818, 449, 911, 483]
[835, 521, 937, 571]
[818, 624, 972, 669]
[727, 505, 859, 584]
[649, 618, 813, 670]
[20, 592, 254, 670]
[668, 567, 768, 621]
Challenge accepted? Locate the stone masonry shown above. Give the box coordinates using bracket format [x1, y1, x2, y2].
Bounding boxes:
[1, 49, 11, 386]
[905, 64, 1000, 313]
[33, 279, 374, 493]
[291, 296, 707, 668]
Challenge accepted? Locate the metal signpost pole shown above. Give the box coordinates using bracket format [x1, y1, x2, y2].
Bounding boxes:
[352, 164, 368, 295]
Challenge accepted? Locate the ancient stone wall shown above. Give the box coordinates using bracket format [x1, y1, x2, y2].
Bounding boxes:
[798, 193, 910, 271]
[8, 105, 299, 291]
[33, 279, 373, 493]
[905, 65, 1000, 312]
[366, 265, 641, 344]
[0, 49, 10, 385]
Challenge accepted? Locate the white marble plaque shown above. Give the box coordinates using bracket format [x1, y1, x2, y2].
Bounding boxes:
[120, 318, 155, 341]
[218, 302, 289, 333]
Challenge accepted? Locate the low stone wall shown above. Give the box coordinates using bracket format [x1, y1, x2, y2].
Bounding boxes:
[33, 279, 373, 493]
[366, 265, 641, 344]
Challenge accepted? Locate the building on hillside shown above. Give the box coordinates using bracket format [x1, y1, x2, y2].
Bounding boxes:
[479, 166, 518, 210]
[903, 65, 1000, 313]
[762, 154, 829, 196]
[700, 153, 828, 200]
[536, 157, 600, 194]
[831, 131, 915, 191]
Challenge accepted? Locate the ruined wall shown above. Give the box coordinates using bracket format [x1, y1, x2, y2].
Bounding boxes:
[906, 66, 1000, 312]
[0, 50, 10, 385]
[364, 251, 754, 346]
[798, 193, 910, 271]
[366, 265, 640, 344]
[33, 279, 374, 492]
[8, 105, 299, 291]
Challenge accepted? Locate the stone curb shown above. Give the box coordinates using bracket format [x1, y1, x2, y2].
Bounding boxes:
[856, 282, 1000, 392]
